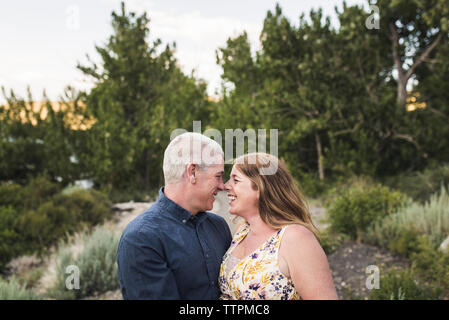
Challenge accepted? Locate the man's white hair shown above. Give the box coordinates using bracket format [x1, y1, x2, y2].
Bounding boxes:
[163, 132, 224, 185]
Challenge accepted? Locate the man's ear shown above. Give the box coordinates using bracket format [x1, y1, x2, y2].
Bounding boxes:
[186, 163, 197, 184]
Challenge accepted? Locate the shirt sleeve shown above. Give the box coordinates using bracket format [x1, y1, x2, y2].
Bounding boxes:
[117, 229, 181, 300]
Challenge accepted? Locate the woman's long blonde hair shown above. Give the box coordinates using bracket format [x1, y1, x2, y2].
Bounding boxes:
[234, 152, 320, 239]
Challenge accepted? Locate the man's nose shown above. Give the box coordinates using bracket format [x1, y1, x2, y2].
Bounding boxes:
[217, 179, 226, 191]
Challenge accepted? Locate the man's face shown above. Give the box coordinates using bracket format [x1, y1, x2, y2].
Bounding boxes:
[193, 158, 225, 212]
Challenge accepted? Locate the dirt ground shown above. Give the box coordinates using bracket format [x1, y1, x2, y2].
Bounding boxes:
[327, 241, 410, 299]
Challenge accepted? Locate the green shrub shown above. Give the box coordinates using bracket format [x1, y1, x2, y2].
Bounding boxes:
[366, 186, 449, 249]
[328, 184, 409, 241]
[106, 187, 157, 203]
[384, 163, 449, 203]
[0, 277, 41, 300]
[295, 172, 330, 199]
[387, 228, 421, 258]
[16, 189, 113, 254]
[410, 236, 449, 291]
[319, 230, 347, 255]
[0, 206, 23, 270]
[0, 174, 60, 210]
[0, 183, 25, 208]
[48, 226, 120, 299]
[0, 178, 113, 273]
[21, 174, 61, 209]
[53, 189, 112, 226]
[17, 204, 72, 250]
[368, 268, 442, 300]
[17, 267, 45, 290]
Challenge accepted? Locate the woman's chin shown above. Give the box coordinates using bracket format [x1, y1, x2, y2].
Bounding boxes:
[228, 207, 239, 216]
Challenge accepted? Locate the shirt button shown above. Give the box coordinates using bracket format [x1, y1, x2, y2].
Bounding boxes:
[206, 254, 209, 258]
[182, 219, 187, 223]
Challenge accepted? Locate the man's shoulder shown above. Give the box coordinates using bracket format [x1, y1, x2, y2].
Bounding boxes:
[121, 203, 164, 239]
[204, 211, 225, 222]
[204, 211, 230, 230]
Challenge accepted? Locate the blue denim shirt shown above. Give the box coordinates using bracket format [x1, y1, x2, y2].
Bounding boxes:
[116, 188, 232, 300]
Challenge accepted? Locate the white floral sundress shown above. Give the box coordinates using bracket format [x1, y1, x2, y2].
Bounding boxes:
[219, 223, 300, 300]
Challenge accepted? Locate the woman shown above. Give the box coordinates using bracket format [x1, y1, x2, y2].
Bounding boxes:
[219, 153, 338, 300]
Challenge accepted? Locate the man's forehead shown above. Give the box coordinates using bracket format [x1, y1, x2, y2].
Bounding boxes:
[205, 161, 224, 173]
[206, 155, 224, 166]
[209, 164, 224, 172]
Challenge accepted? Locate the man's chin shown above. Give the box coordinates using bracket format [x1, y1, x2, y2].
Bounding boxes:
[204, 202, 214, 212]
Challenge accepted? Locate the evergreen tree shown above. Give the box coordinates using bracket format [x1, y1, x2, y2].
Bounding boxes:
[78, 2, 211, 193]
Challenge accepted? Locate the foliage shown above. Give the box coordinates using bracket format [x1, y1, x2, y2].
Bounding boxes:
[0, 206, 23, 270]
[328, 184, 409, 241]
[368, 268, 442, 300]
[318, 230, 347, 255]
[0, 87, 85, 186]
[1, 0, 448, 196]
[0, 176, 113, 272]
[387, 227, 421, 258]
[366, 186, 449, 249]
[76, 2, 211, 194]
[106, 186, 158, 203]
[0, 276, 41, 300]
[383, 163, 449, 203]
[48, 226, 121, 299]
[410, 236, 449, 291]
[212, 1, 449, 183]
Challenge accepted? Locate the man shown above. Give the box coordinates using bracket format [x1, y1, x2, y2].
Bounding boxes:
[117, 132, 232, 299]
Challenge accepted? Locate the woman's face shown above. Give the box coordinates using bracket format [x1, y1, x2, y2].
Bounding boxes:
[224, 165, 259, 218]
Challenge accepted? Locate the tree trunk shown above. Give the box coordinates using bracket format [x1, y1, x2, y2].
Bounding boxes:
[389, 22, 408, 104]
[397, 76, 408, 105]
[389, 22, 442, 104]
[315, 132, 324, 180]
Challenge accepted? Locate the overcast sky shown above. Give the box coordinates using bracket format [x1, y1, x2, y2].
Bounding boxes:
[0, 0, 366, 104]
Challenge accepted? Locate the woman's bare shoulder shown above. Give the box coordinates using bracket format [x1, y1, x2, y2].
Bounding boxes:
[280, 224, 323, 257]
[282, 224, 317, 243]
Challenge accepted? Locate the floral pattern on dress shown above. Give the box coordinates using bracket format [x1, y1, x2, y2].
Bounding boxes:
[219, 223, 300, 300]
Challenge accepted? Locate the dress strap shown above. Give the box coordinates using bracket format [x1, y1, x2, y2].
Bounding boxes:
[278, 225, 289, 240]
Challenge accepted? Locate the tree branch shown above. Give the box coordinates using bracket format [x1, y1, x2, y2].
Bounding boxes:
[389, 22, 405, 81]
[405, 33, 443, 81]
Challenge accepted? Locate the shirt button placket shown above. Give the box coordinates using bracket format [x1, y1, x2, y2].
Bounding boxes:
[196, 225, 215, 290]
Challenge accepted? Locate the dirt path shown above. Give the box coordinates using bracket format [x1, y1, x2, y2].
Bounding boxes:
[327, 241, 410, 299]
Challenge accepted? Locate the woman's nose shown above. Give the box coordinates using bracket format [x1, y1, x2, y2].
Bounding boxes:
[224, 180, 231, 191]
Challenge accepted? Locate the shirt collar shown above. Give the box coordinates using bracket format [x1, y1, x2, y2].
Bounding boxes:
[156, 187, 207, 224]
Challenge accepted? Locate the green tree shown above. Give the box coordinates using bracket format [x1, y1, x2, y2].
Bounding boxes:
[376, 0, 449, 104]
[0, 87, 80, 185]
[77, 2, 211, 193]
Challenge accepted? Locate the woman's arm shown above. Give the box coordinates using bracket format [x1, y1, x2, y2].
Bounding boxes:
[279, 224, 338, 300]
